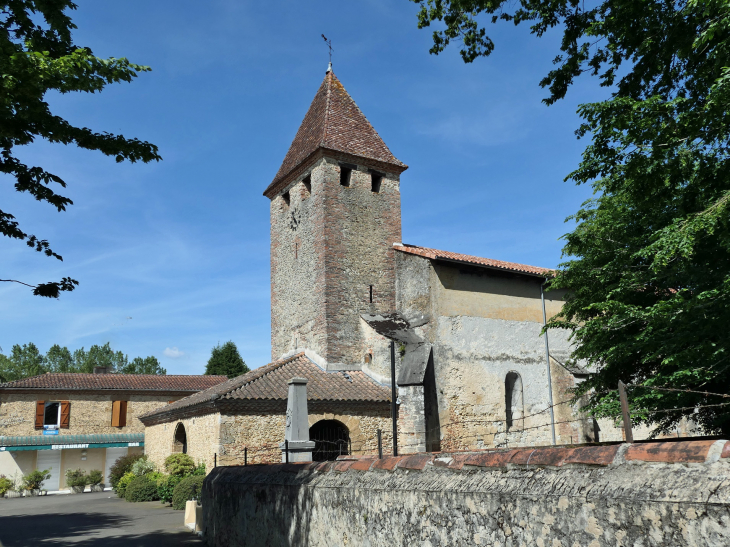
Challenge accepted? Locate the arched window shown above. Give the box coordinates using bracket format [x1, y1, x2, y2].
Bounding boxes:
[173, 422, 187, 454]
[505, 372, 523, 431]
[309, 420, 350, 461]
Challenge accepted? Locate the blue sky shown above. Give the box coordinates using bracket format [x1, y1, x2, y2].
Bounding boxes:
[0, 1, 608, 374]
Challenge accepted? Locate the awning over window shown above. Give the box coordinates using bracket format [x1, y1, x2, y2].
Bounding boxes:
[0, 433, 144, 452]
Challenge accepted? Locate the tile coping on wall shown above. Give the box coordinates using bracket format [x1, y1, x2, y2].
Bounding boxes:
[215, 439, 730, 474]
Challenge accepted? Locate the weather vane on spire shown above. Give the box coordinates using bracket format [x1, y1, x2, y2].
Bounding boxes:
[321, 34, 334, 71]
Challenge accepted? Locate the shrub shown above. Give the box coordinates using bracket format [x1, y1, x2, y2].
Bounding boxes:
[191, 462, 206, 476]
[171, 475, 205, 510]
[87, 469, 104, 486]
[65, 468, 87, 488]
[157, 474, 183, 504]
[22, 469, 51, 491]
[164, 453, 196, 477]
[124, 475, 159, 502]
[115, 472, 136, 498]
[131, 457, 156, 476]
[0, 475, 13, 497]
[109, 453, 145, 489]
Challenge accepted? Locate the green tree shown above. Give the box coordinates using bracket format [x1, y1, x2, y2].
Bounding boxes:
[0, 1, 160, 298]
[205, 341, 249, 378]
[72, 343, 127, 373]
[411, 0, 730, 434]
[0, 343, 46, 381]
[120, 356, 166, 375]
[45, 344, 74, 372]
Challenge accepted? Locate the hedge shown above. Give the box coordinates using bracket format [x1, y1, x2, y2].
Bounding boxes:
[171, 475, 205, 510]
[125, 476, 159, 502]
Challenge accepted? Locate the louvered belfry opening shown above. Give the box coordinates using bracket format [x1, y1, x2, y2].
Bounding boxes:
[310, 420, 350, 461]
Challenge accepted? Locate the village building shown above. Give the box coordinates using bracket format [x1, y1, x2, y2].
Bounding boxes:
[140, 65, 645, 467]
[0, 369, 225, 490]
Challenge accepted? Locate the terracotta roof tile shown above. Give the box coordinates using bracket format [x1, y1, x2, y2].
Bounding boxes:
[141, 353, 390, 420]
[394, 243, 552, 277]
[265, 70, 406, 196]
[0, 373, 227, 392]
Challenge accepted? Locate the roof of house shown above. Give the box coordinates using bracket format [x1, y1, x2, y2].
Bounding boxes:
[394, 243, 553, 277]
[265, 69, 406, 196]
[0, 374, 228, 392]
[140, 353, 390, 421]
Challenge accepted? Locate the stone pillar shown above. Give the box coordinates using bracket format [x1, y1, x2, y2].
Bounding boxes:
[280, 377, 316, 462]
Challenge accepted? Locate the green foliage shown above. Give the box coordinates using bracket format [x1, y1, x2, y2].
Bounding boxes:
[120, 356, 166, 375]
[115, 472, 136, 498]
[0, 342, 166, 381]
[22, 469, 51, 491]
[130, 456, 155, 476]
[171, 475, 205, 510]
[0, 475, 13, 497]
[65, 468, 87, 488]
[156, 474, 183, 504]
[124, 475, 159, 502]
[0, 1, 160, 298]
[109, 453, 144, 489]
[192, 462, 206, 476]
[204, 341, 249, 378]
[164, 453, 196, 477]
[87, 469, 103, 486]
[411, 0, 730, 435]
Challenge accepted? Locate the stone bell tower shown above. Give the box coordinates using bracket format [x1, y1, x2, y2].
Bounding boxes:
[264, 65, 407, 374]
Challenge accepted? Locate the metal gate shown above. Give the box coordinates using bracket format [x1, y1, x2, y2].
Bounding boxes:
[309, 420, 350, 461]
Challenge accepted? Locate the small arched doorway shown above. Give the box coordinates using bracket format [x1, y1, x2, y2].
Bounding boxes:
[505, 371, 524, 431]
[309, 420, 350, 461]
[173, 422, 187, 454]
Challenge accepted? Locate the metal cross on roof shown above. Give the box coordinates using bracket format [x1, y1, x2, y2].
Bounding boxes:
[321, 34, 334, 67]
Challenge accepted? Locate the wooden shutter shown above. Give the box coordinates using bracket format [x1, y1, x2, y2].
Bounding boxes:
[119, 401, 127, 428]
[111, 401, 120, 427]
[59, 401, 70, 429]
[35, 401, 45, 429]
[111, 401, 128, 427]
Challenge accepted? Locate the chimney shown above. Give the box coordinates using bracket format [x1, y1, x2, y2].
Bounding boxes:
[93, 366, 111, 374]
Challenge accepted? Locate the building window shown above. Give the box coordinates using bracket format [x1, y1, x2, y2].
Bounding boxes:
[36, 400, 70, 430]
[303, 175, 312, 196]
[111, 400, 128, 427]
[282, 191, 290, 206]
[369, 285, 373, 303]
[44, 402, 60, 427]
[505, 372, 523, 431]
[339, 164, 353, 187]
[371, 171, 383, 193]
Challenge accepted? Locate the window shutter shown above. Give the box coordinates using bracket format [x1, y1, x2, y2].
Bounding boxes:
[119, 401, 127, 428]
[111, 401, 121, 427]
[35, 401, 45, 429]
[60, 401, 70, 429]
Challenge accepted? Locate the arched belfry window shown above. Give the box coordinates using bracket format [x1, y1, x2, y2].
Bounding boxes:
[505, 372, 523, 431]
[173, 422, 187, 454]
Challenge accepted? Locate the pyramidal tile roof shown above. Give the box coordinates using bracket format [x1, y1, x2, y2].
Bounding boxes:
[265, 69, 406, 196]
[394, 243, 553, 277]
[140, 353, 390, 422]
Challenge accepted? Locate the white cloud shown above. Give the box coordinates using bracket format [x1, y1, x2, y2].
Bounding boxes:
[164, 347, 184, 359]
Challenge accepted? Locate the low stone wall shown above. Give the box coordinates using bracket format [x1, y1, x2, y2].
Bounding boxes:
[202, 439, 730, 547]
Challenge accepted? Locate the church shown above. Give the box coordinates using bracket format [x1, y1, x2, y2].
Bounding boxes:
[141, 65, 632, 468]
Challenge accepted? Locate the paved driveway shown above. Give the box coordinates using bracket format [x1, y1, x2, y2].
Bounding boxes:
[0, 491, 202, 546]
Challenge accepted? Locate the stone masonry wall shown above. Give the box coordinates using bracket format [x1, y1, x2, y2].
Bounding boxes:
[270, 154, 401, 371]
[0, 392, 180, 437]
[146, 408, 393, 468]
[144, 412, 220, 472]
[202, 440, 730, 547]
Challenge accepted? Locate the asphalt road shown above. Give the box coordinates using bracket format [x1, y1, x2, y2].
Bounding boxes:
[0, 491, 202, 546]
